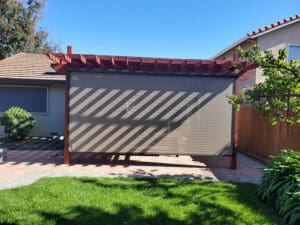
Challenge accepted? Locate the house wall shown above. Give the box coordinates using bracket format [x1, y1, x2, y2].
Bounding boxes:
[216, 21, 300, 86]
[0, 84, 65, 137]
[216, 40, 257, 90]
[256, 22, 300, 83]
[216, 40, 256, 60]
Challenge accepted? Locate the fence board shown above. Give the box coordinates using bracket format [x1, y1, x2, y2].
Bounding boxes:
[238, 107, 300, 162]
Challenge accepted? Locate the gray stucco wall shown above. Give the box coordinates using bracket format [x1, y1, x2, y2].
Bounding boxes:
[0, 84, 65, 137]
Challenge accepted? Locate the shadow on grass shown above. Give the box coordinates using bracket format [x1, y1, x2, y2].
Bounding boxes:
[0, 223, 18, 225]
[0, 177, 283, 225]
[39, 204, 186, 225]
[76, 178, 282, 224]
[38, 203, 246, 225]
[39, 178, 281, 225]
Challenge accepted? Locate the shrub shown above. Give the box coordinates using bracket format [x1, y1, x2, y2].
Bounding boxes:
[256, 150, 300, 225]
[0, 106, 35, 141]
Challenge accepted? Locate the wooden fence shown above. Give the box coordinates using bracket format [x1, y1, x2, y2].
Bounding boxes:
[237, 107, 300, 162]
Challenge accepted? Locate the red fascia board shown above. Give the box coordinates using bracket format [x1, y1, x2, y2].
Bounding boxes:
[46, 53, 254, 76]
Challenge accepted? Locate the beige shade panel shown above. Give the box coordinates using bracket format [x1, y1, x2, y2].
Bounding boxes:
[68, 72, 234, 156]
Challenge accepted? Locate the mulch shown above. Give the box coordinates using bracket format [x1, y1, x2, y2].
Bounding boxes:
[0, 136, 64, 150]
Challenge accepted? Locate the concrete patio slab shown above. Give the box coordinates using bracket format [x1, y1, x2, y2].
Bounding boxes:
[0, 150, 265, 190]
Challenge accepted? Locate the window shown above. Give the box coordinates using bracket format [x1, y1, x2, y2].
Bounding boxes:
[0, 86, 48, 113]
[288, 45, 300, 61]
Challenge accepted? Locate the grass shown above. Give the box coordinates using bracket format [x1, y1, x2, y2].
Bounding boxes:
[0, 177, 284, 225]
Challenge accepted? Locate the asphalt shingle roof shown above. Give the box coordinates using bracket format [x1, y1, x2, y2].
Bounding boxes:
[0, 53, 65, 81]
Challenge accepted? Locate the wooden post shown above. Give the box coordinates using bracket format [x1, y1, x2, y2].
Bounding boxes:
[230, 79, 239, 169]
[230, 106, 238, 169]
[230, 149, 237, 169]
[64, 71, 71, 164]
[125, 154, 130, 161]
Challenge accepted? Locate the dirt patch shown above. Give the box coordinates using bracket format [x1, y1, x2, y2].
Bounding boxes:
[0, 136, 64, 150]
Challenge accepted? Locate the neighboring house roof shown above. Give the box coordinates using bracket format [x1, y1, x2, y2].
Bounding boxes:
[213, 14, 300, 59]
[0, 53, 65, 83]
[47, 53, 254, 76]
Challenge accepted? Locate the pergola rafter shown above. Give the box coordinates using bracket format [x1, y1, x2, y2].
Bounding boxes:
[46, 53, 255, 75]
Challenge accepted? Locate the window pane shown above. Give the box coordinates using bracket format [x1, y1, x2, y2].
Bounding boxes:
[0, 86, 47, 113]
[288, 45, 300, 61]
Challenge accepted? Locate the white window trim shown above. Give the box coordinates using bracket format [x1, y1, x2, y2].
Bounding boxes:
[0, 85, 49, 115]
[287, 44, 300, 62]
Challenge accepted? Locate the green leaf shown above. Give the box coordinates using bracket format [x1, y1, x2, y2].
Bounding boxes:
[256, 150, 300, 225]
[228, 46, 300, 126]
[269, 117, 277, 126]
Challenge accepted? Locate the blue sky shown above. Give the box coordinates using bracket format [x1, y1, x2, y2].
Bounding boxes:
[41, 0, 300, 59]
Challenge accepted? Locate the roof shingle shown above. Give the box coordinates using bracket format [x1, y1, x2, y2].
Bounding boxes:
[0, 53, 65, 81]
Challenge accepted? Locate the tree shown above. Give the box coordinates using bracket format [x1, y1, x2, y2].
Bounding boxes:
[0, 0, 59, 59]
[228, 45, 300, 126]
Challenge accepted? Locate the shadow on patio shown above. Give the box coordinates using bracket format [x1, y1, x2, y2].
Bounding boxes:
[4, 150, 264, 183]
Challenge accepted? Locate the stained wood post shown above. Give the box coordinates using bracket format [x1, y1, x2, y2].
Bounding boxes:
[230, 79, 239, 169]
[230, 104, 238, 169]
[230, 149, 237, 169]
[125, 154, 130, 161]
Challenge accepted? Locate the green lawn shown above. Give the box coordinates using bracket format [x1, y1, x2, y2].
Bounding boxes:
[0, 177, 284, 225]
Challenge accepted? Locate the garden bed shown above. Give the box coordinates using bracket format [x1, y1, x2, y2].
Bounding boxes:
[0, 136, 64, 150]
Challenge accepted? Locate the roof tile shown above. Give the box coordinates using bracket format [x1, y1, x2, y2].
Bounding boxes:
[247, 14, 300, 37]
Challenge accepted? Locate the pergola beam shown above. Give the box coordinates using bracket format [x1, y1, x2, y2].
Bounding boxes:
[47, 53, 254, 75]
